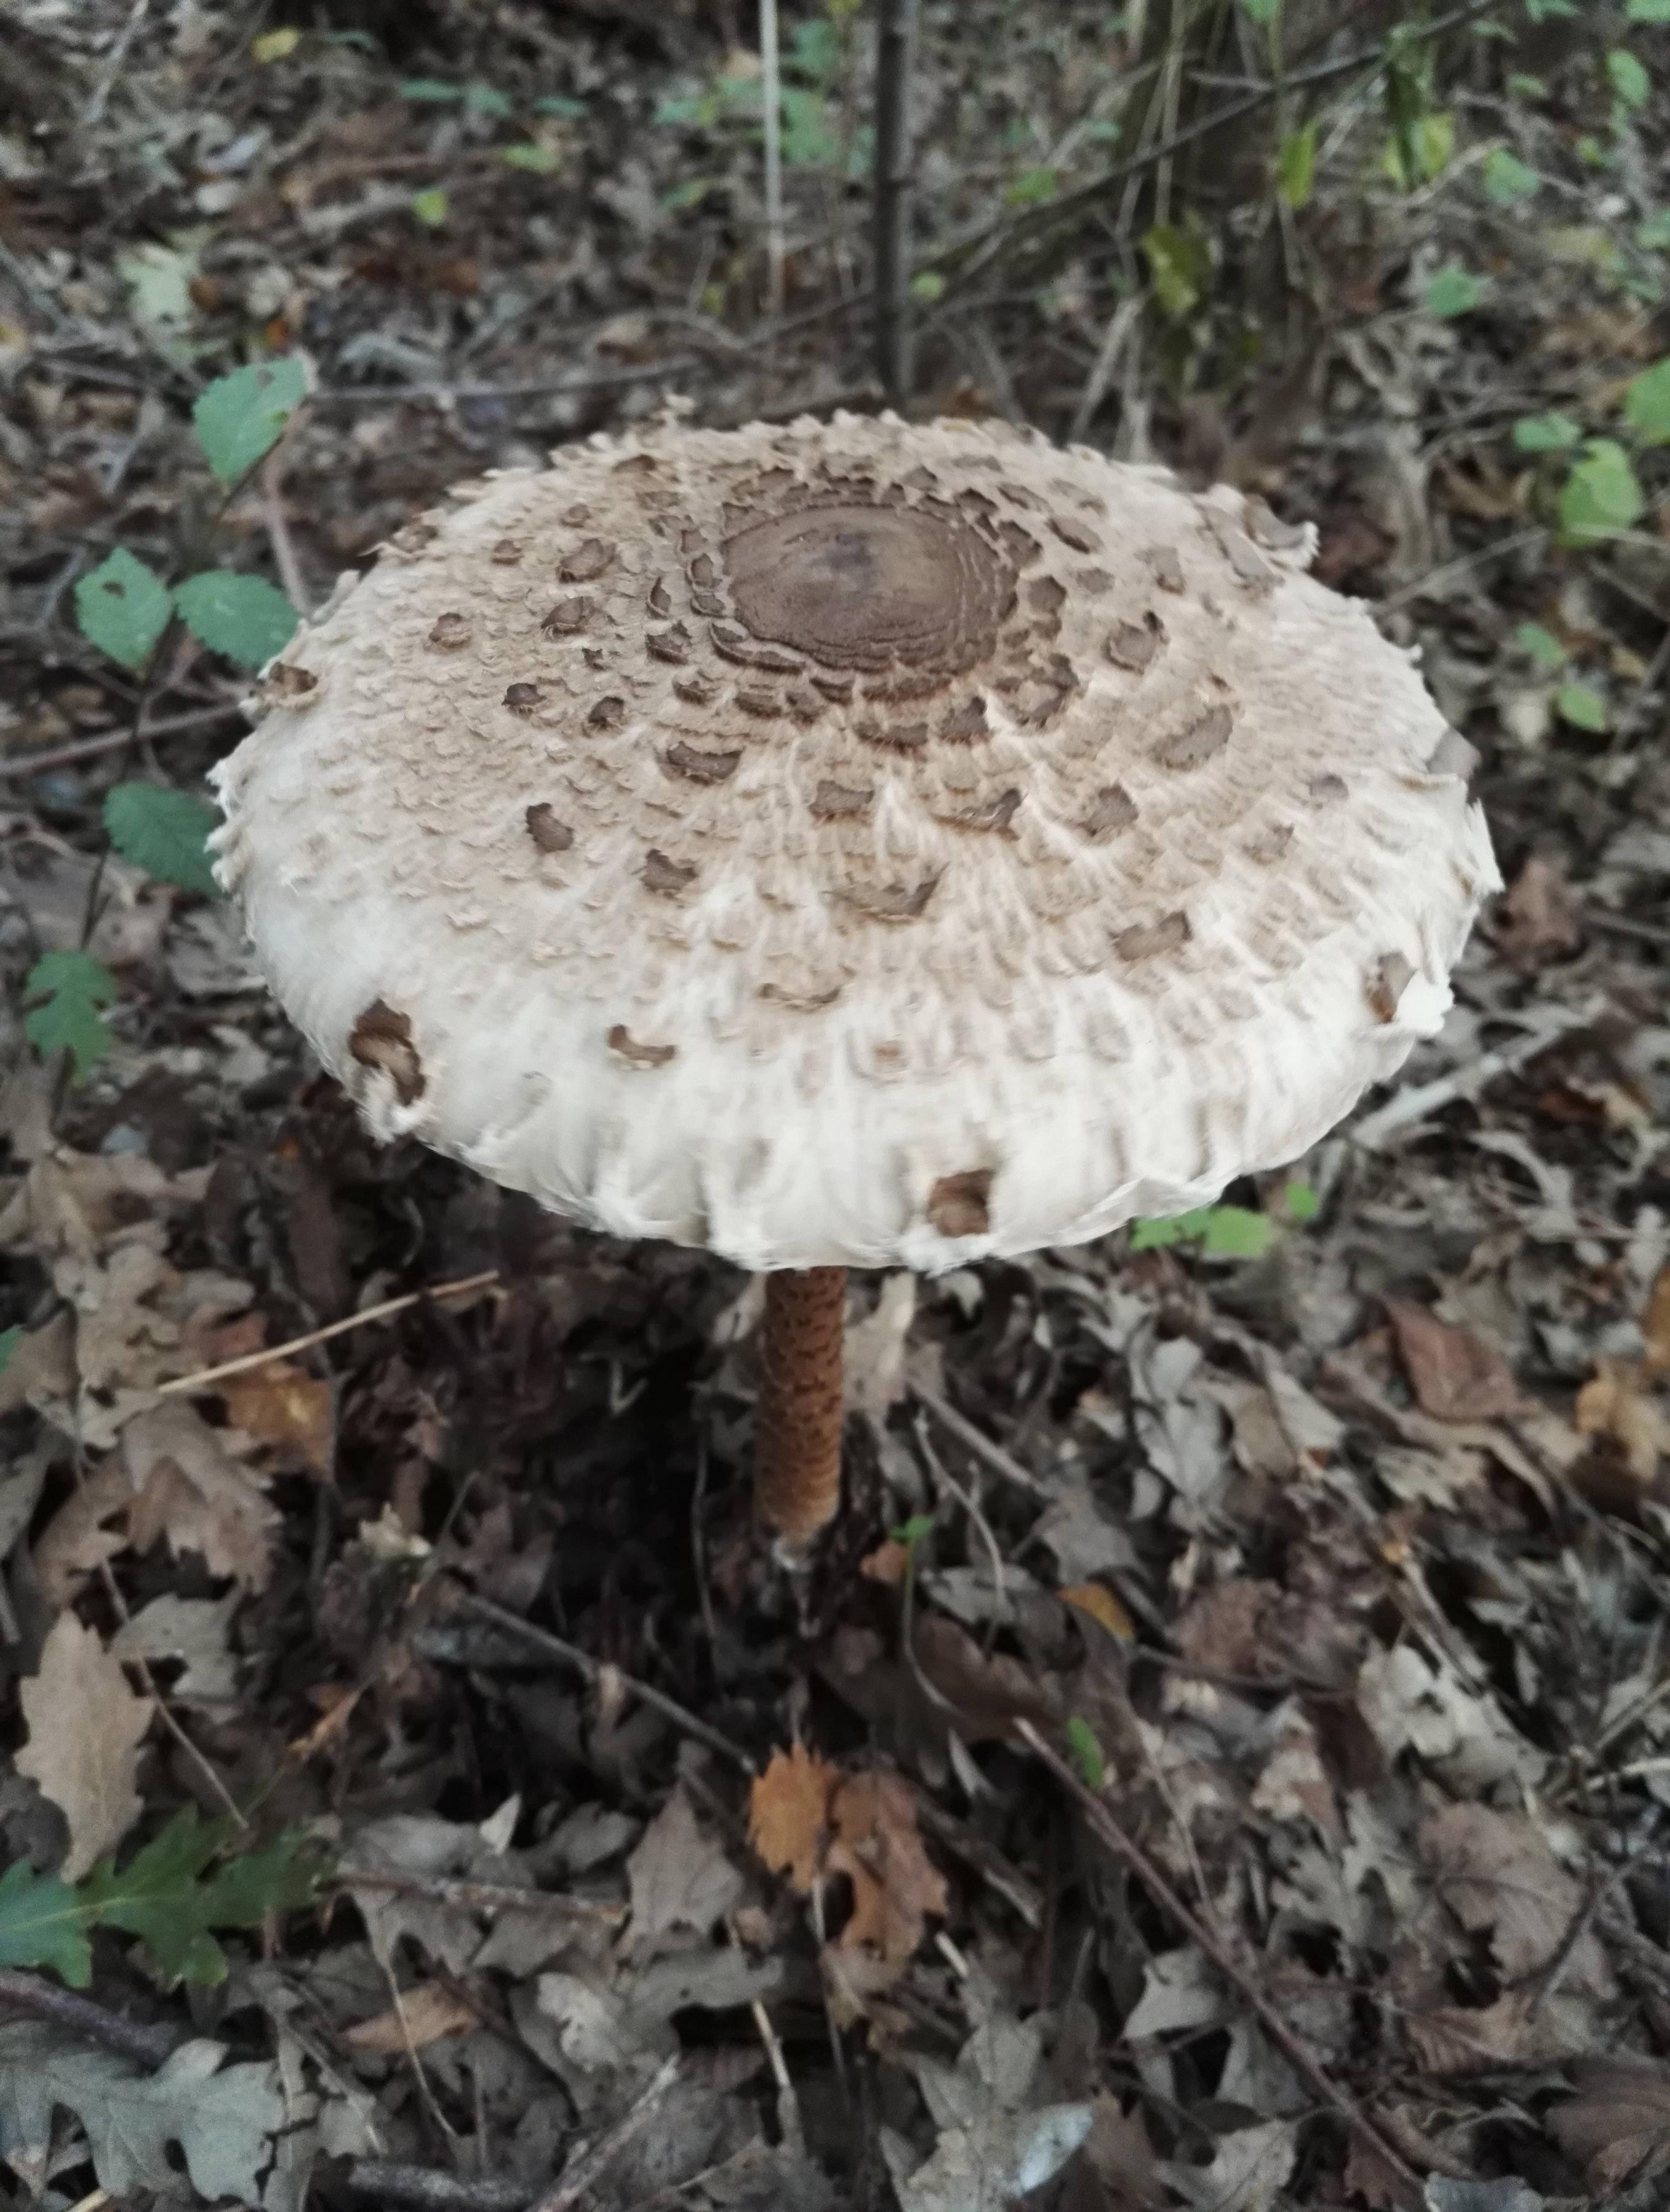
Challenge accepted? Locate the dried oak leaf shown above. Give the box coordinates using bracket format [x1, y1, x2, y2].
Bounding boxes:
[1420, 1802, 1611, 1993]
[624, 1785, 744, 1953]
[16, 1611, 152, 1880]
[825, 1770, 947, 1967]
[343, 1983, 479, 2054]
[120, 1402, 280, 1591]
[1387, 1303, 1521, 1424]
[1574, 1358, 1669, 1489]
[748, 1743, 837, 1893]
[1550, 2054, 1670, 2190]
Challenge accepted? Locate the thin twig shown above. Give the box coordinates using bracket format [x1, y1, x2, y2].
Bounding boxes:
[347, 2165, 529, 2212]
[760, 0, 785, 321]
[261, 450, 310, 616]
[313, 359, 699, 405]
[157, 1270, 501, 1396]
[533, 2053, 683, 2212]
[872, 0, 920, 404]
[0, 702, 247, 781]
[336, 1867, 623, 1926]
[912, 1385, 1052, 1500]
[1016, 1722, 1422, 2192]
[456, 1594, 756, 1775]
[0, 1968, 179, 2070]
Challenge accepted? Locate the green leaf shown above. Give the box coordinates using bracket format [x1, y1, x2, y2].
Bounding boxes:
[1128, 1215, 1182, 1250]
[910, 271, 946, 302]
[0, 1861, 95, 1985]
[1625, 359, 1670, 444]
[1425, 263, 1483, 318]
[1201, 1206, 1274, 1258]
[1525, 0, 1576, 15]
[1629, 0, 1670, 20]
[1512, 412, 1582, 453]
[1238, 0, 1280, 21]
[1383, 110, 1454, 188]
[890, 1514, 936, 1549]
[499, 140, 561, 173]
[172, 571, 298, 669]
[1483, 147, 1537, 202]
[409, 186, 448, 226]
[1064, 1718, 1106, 1791]
[1282, 1178, 1320, 1223]
[533, 94, 587, 117]
[1637, 210, 1670, 250]
[22, 951, 118, 1082]
[75, 548, 171, 670]
[118, 243, 197, 328]
[191, 356, 307, 484]
[1514, 621, 1568, 670]
[1276, 121, 1317, 210]
[1607, 49, 1652, 110]
[1556, 682, 1609, 732]
[1142, 223, 1210, 318]
[81, 1811, 328, 1987]
[0, 1325, 20, 1377]
[1004, 164, 1059, 207]
[103, 781, 222, 897]
[1558, 438, 1645, 543]
[399, 77, 462, 101]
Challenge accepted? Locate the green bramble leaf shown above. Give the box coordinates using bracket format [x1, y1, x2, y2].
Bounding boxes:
[1514, 621, 1567, 671]
[1625, 359, 1670, 445]
[1513, 412, 1582, 453]
[191, 357, 307, 484]
[1558, 438, 1645, 543]
[0, 1860, 96, 1986]
[1607, 50, 1652, 111]
[1555, 682, 1608, 732]
[172, 571, 298, 670]
[1276, 121, 1317, 210]
[1483, 147, 1537, 202]
[75, 548, 171, 670]
[23, 951, 118, 1081]
[1425, 263, 1483, 318]
[103, 781, 222, 898]
[1064, 1718, 1106, 1791]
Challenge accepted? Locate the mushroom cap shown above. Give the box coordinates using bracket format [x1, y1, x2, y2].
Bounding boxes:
[212, 412, 1498, 1273]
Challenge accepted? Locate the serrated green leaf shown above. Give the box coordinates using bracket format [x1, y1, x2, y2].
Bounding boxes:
[1201, 1206, 1275, 1258]
[1483, 147, 1537, 202]
[103, 781, 222, 898]
[1556, 682, 1609, 732]
[1558, 438, 1645, 543]
[1607, 49, 1652, 110]
[1282, 1178, 1320, 1223]
[23, 951, 118, 1082]
[191, 357, 307, 484]
[1513, 412, 1582, 453]
[499, 140, 560, 173]
[1276, 121, 1317, 209]
[81, 1810, 328, 1987]
[0, 1860, 95, 1985]
[409, 186, 448, 226]
[75, 548, 172, 670]
[1425, 263, 1483, 318]
[1625, 359, 1670, 444]
[172, 570, 298, 669]
[1064, 1718, 1106, 1790]
[1514, 621, 1568, 670]
[0, 1325, 21, 1377]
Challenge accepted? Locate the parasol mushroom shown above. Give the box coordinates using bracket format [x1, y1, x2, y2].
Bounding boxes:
[212, 412, 1498, 1551]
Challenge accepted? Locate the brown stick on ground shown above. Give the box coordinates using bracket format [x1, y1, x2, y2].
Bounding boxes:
[755, 1267, 847, 1546]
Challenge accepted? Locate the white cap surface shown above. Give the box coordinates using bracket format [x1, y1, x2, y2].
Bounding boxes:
[212, 413, 1499, 1272]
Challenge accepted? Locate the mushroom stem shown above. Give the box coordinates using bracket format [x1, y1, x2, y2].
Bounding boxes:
[755, 1266, 848, 1548]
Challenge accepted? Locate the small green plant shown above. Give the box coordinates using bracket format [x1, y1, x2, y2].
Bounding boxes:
[1130, 1180, 1315, 1259]
[0, 1810, 327, 1988]
[1064, 1718, 1106, 1791]
[22, 951, 120, 1083]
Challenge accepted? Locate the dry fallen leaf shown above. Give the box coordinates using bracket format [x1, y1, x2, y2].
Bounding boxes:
[825, 1770, 948, 1965]
[1549, 2054, 1670, 2191]
[624, 1784, 744, 1953]
[1643, 1263, 1670, 1379]
[1420, 1802, 1611, 1994]
[16, 1611, 153, 1879]
[121, 1402, 280, 1591]
[1387, 1303, 1522, 1424]
[217, 1361, 334, 1478]
[1060, 1582, 1136, 1640]
[1488, 851, 1580, 963]
[749, 1743, 837, 1893]
[1575, 1358, 1669, 1488]
[342, 1983, 480, 2054]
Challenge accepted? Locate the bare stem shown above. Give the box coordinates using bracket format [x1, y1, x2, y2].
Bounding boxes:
[873, 0, 920, 405]
[755, 1267, 847, 1548]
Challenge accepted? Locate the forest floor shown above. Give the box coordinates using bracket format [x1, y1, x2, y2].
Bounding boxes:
[5, 2, 1670, 2209]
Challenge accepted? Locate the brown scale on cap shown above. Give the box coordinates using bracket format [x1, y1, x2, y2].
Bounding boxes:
[348, 1000, 425, 1104]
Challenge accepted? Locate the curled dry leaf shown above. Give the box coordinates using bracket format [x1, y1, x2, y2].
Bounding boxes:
[1574, 1358, 1669, 1490]
[748, 1743, 836, 1892]
[15, 1611, 153, 1880]
[342, 1983, 480, 2054]
[1387, 1303, 1522, 1424]
[1549, 2054, 1670, 2191]
[216, 1359, 334, 1478]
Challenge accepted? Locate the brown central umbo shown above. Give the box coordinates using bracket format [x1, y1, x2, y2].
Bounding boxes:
[722, 498, 1015, 676]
